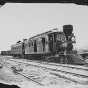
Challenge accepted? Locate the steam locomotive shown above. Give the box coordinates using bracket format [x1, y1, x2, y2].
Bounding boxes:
[1, 25, 86, 65]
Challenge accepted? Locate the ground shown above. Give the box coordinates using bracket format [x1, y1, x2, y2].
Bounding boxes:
[0, 56, 88, 88]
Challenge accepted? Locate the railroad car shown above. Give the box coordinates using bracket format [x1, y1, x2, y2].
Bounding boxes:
[1, 50, 11, 56]
[10, 41, 24, 57]
[24, 29, 66, 59]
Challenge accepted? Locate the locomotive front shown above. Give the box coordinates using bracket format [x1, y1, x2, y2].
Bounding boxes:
[54, 25, 85, 65]
[55, 25, 76, 55]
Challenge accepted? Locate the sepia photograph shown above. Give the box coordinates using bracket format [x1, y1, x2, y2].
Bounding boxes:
[0, 0, 88, 88]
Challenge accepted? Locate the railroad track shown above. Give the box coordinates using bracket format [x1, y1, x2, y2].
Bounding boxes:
[7, 59, 88, 76]
[3, 62, 44, 86]
[9, 58, 88, 70]
[2, 56, 88, 70]
[3, 58, 88, 85]
[46, 62, 88, 71]
[14, 71, 44, 86]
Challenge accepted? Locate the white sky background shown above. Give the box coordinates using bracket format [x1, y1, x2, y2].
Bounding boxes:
[0, 3, 88, 51]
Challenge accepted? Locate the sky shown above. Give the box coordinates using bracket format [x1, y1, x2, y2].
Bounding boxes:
[0, 3, 88, 51]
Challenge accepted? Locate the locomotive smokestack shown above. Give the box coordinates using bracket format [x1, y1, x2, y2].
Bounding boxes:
[63, 24, 74, 52]
[63, 24, 73, 36]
